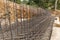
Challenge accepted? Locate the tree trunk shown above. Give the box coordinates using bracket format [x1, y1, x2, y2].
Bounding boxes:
[55, 0, 58, 11]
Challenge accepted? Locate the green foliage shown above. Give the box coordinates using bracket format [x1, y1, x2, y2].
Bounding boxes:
[57, 0, 60, 9]
[9, 0, 60, 10]
[9, 0, 21, 4]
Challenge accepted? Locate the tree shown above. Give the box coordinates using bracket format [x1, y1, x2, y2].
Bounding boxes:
[9, 0, 60, 10]
[55, 0, 58, 10]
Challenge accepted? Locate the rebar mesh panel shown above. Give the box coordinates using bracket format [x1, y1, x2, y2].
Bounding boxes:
[0, 0, 54, 40]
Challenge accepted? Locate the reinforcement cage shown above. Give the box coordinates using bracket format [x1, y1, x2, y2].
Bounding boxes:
[0, 0, 54, 40]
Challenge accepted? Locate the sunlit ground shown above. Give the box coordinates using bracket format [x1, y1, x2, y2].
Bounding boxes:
[51, 17, 60, 40]
[51, 27, 60, 40]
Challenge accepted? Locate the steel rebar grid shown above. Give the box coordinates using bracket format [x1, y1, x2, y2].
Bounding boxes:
[0, 0, 54, 40]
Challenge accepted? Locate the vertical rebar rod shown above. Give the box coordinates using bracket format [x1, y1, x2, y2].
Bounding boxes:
[19, 1, 22, 35]
[49, 18, 54, 40]
[20, 2, 25, 40]
[13, 0, 19, 35]
[27, 3, 30, 40]
[19, 1, 24, 40]
[23, 4, 26, 40]
[6, 0, 13, 40]
[0, 16, 4, 40]
[4, 0, 9, 38]
[0, 0, 6, 40]
[25, 4, 29, 40]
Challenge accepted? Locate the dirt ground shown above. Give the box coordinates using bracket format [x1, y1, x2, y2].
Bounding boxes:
[51, 18, 60, 40]
[51, 26, 60, 40]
